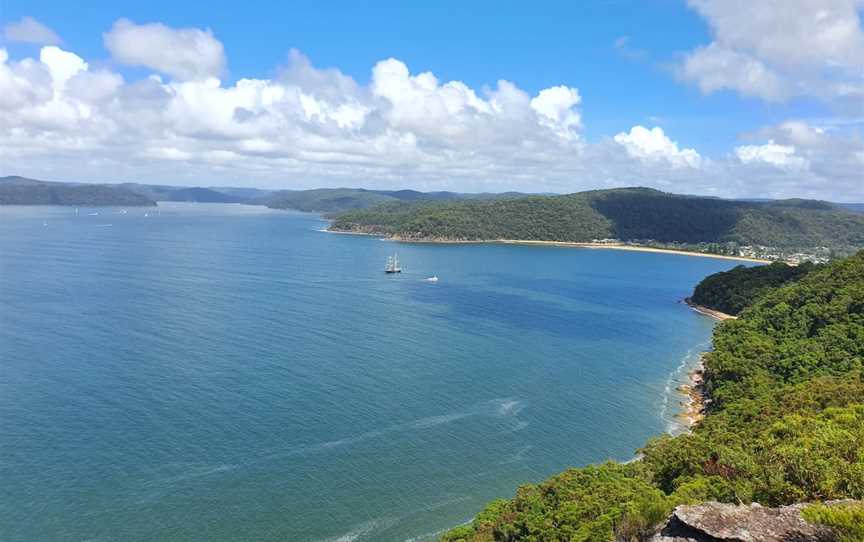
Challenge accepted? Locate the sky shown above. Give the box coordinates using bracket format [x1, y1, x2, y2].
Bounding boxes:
[1, 0, 863, 200]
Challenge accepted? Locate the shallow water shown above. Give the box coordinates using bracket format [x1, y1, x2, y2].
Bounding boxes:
[0, 203, 744, 541]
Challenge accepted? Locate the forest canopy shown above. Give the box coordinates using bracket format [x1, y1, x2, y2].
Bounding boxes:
[332, 188, 864, 254]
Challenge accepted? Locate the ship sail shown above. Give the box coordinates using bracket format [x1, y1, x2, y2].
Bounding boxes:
[385, 254, 402, 273]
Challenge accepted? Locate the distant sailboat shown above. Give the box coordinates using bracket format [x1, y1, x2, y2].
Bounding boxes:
[385, 254, 402, 274]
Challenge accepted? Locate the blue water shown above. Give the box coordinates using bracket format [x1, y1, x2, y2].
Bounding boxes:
[0, 203, 745, 542]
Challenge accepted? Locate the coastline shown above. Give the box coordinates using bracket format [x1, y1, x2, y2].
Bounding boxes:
[325, 224, 727, 433]
[684, 298, 737, 321]
[323, 228, 772, 264]
[674, 301, 729, 429]
[676, 355, 708, 428]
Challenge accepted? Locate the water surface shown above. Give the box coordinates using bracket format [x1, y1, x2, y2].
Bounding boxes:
[0, 203, 744, 541]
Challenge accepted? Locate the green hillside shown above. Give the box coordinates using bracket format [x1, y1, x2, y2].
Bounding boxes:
[266, 188, 402, 212]
[265, 187, 524, 213]
[0, 176, 156, 206]
[331, 187, 864, 253]
[690, 262, 820, 316]
[121, 183, 249, 203]
[441, 251, 864, 542]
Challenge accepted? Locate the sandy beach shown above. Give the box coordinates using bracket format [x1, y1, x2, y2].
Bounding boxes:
[684, 299, 737, 321]
[494, 239, 771, 263]
[324, 228, 772, 264]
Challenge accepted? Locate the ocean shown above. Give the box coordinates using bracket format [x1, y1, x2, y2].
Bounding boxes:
[0, 203, 746, 541]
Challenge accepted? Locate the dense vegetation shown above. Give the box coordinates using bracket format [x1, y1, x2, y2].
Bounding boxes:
[690, 261, 819, 315]
[803, 502, 864, 542]
[332, 187, 864, 253]
[266, 187, 524, 213]
[0, 176, 156, 206]
[121, 183, 256, 203]
[441, 251, 864, 541]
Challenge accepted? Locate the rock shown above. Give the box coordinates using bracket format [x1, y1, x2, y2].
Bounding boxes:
[648, 502, 839, 542]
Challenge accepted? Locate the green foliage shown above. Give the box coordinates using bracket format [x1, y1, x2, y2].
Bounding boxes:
[333, 194, 614, 241]
[803, 502, 864, 542]
[441, 251, 864, 541]
[268, 188, 402, 212]
[333, 187, 864, 252]
[265, 187, 523, 213]
[0, 176, 156, 206]
[691, 262, 819, 315]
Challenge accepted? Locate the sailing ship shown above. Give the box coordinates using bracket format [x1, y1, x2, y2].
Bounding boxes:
[385, 254, 402, 273]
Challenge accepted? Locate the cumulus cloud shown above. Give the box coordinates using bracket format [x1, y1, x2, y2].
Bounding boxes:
[735, 141, 808, 169]
[680, 44, 787, 101]
[614, 126, 702, 168]
[103, 19, 226, 80]
[40, 46, 87, 91]
[530, 86, 583, 139]
[3, 16, 61, 45]
[680, 0, 864, 104]
[0, 20, 862, 201]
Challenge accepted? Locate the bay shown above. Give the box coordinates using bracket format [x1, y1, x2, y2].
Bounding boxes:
[0, 203, 746, 541]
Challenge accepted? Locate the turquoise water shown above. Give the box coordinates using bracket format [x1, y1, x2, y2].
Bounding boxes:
[0, 203, 743, 542]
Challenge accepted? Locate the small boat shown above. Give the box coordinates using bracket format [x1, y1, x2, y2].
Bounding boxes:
[385, 254, 402, 274]
[425, 276, 438, 282]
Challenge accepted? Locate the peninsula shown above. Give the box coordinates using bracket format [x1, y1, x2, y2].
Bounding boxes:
[330, 187, 864, 263]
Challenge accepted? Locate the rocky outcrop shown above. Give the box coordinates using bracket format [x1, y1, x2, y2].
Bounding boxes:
[648, 502, 838, 542]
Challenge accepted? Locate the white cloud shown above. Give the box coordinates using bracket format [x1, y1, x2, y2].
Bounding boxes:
[680, 0, 864, 103]
[3, 16, 61, 45]
[39, 46, 87, 91]
[680, 43, 787, 101]
[103, 19, 226, 81]
[1, 27, 862, 201]
[614, 126, 703, 168]
[735, 141, 809, 169]
[530, 86, 582, 139]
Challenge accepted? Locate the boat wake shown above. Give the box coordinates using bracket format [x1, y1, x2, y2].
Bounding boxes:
[262, 398, 526, 463]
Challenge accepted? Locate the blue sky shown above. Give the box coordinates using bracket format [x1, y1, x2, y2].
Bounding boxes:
[1, 1, 862, 199]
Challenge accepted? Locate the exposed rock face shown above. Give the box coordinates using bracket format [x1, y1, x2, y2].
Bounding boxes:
[649, 502, 837, 542]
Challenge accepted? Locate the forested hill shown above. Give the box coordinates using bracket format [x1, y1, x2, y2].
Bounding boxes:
[0, 176, 156, 206]
[331, 187, 864, 254]
[690, 262, 820, 315]
[265, 188, 525, 213]
[441, 251, 864, 542]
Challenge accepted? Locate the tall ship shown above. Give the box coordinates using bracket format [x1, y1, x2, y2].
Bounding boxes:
[385, 254, 402, 274]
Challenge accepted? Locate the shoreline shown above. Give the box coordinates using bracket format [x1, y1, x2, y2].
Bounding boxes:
[323, 228, 772, 264]
[675, 355, 709, 428]
[684, 298, 737, 321]
[325, 225, 726, 432]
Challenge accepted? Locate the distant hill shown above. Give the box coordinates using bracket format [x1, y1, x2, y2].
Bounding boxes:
[265, 187, 525, 213]
[0, 176, 156, 206]
[0, 178, 523, 210]
[330, 187, 864, 253]
[838, 203, 864, 214]
[120, 183, 251, 203]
